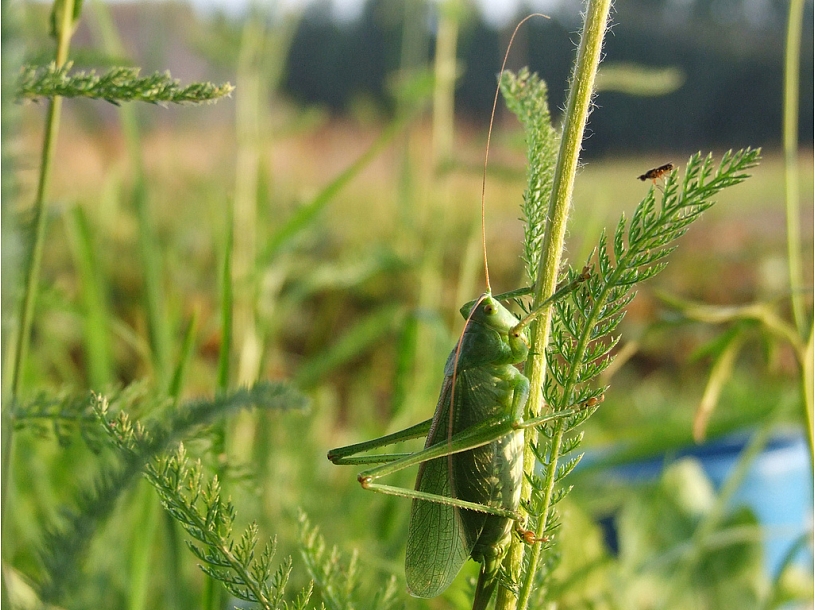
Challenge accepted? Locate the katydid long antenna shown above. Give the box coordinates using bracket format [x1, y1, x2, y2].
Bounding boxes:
[449, 13, 551, 481]
[480, 13, 550, 296]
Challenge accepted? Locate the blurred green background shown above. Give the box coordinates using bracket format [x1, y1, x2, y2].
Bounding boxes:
[4, 0, 813, 608]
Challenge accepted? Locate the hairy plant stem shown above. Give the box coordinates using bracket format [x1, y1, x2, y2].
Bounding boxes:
[496, 2, 612, 608]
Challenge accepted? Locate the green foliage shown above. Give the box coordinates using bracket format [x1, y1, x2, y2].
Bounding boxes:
[616, 459, 766, 608]
[5, 0, 805, 606]
[92, 383, 310, 460]
[34, 382, 308, 604]
[519, 148, 760, 590]
[10, 385, 116, 450]
[499, 68, 559, 284]
[546, 148, 760, 408]
[595, 63, 685, 96]
[17, 63, 234, 105]
[141, 443, 313, 610]
[497, 64, 763, 604]
[297, 511, 399, 610]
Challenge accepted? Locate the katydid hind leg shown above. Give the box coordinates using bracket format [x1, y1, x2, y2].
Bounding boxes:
[327, 418, 432, 464]
[356, 412, 520, 495]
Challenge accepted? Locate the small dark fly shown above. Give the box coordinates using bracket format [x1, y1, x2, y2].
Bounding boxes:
[637, 162, 674, 184]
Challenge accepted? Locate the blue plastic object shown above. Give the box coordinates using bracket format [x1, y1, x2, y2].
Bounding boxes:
[588, 431, 813, 575]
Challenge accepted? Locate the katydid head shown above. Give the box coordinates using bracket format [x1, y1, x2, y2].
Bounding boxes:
[463, 294, 530, 363]
[465, 295, 521, 330]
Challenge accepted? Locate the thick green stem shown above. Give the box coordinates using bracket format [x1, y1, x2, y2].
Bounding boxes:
[497, 2, 612, 609]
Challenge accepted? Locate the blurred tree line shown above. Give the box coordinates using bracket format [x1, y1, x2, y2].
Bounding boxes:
[282, 0, 813, 155]
[16, 0, 813, 155]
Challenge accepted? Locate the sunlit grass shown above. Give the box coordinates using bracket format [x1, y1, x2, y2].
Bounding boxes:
[10, 95, 813, 607]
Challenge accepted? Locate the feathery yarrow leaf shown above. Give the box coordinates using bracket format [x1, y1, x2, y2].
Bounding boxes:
[500, 68, 559, 282]
[520, 147, 759, 593]
[18, 62, 234, 105]
[545, 149, 759, 419]
[35, 382, 307, 605]
[297, 511, 399, 610]
[145, 444, 309, 609]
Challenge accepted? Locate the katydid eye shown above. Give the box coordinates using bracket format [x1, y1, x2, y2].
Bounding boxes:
[484, 304, 495, 315]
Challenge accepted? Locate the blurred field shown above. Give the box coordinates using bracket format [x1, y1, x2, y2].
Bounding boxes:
[16, 105, 813, 387]
[9, 92, 814, 607]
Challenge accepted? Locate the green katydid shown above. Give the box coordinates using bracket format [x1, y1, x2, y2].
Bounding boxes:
[327, 277, 592, 608]
[327, 14, 597, 610]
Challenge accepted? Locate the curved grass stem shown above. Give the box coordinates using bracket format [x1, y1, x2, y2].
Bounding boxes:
[8, 0, 76, 398]
[783, 0, 806, 338]
[2, 0, 77, 576]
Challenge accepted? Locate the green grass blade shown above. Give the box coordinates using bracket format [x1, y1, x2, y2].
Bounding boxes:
[781, 0, 813, 468]
[391, 313, 418, 416]
[127, 481, 160, 610]
[295, 304, 405, 389]
[217, 204, 233, 392]
[783, 0, 806, 337]
[261, 117, 409, 263]
[64, 206, 113, 388]
[168, 310, 199, 402]
[133, 176, 172, 390]
[88, 0, 172, 390]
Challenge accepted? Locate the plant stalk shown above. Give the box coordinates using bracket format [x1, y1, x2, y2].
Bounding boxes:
[2, 0, 77, 566]
[233, 15, 264, 386]
[8, 0, 76, 398]
[431, 0, 460, 171]
[497, 2, 612, 608]
[782, 0, 805, 338]
[781, 0, 812, 465]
